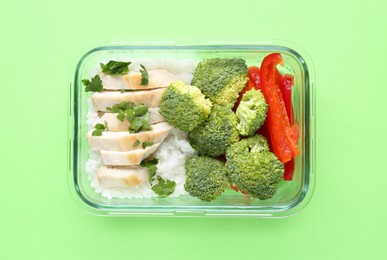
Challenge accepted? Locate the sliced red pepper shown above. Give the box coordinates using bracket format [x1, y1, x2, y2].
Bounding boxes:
[280, 74, 294, 125]
[256, 122, 271, 146]
[260, 53, 300, 163]
[217, 154, 227, 162]
[291, 122, 299, 143]
[240, 190, 250, 197]
[230, 184, 239, 192]
[260, 54, 291, 162]
[275, 69, 283, 87]
[283, 159, 295, 180]
[234, 66, 260, 110]
[229, 184, 250, 197]
[245, 79, 255, 91]
[248, 66, 261, 89]
[283, 123, 299, 180]
[280, 74, 297, 180]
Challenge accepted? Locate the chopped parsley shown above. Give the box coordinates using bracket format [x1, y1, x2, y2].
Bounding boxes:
[151, 176, 176, 198]
[133, 104, 148, 116]
[140, 157, 176, 197]
[100, 60, 131, 75]
[82, 75, 103, 92]
[116, 110, 125, 122]
[92, 122, 107, 136]
[129, 115, 150, 133]
[142, 141, 153, 149]
[140, 157, 159, 183]
[106, 101, 131, 113]
[133, 139, 140, 148]
[140, 64, 149, 85]
[106, 101, 152, 133]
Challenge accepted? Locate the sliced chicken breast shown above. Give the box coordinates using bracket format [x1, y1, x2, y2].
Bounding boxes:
[87, 122, 172, 151]
[92, 88, 165, 111]
[99, 69, 181, 90]
[97, 166, 148, 188]
[100, 142, 161, 166]
[95, 108, 165, 132]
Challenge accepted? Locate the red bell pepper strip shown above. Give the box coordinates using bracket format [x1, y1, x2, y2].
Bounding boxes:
[275, 69, 283, 88]
[280, 73, 297, 180]
[230, 184, 239, 192]
[280, 74, 294, 125]
[229, 184, 250, 197]
[256, 122, 271, 146]
[285, 123, 299, 180]
[248, 66, 261, 89]
[283, 126, 298, 180]
[260, 53, 300, 163]
[240, 190, 250, 196]
[283, 159, 295, 180]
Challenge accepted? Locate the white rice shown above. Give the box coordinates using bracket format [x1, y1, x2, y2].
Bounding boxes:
[153, 128, 196, 197]
[86, 58, 198, 199]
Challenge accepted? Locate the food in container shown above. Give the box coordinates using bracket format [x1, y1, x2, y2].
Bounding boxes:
[69, 43, 315, 217]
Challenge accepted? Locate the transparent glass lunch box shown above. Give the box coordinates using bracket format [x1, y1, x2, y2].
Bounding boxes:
[68, 42, 316, 217]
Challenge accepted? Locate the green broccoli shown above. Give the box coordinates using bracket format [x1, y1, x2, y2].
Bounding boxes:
[191, 58, 248, 108]
[160, 81, 212, 131]
[188, 105, 239, 157]
[226, 135, 284, 200]
[236, 89, 268, 136]
[185, 156, 229, 201]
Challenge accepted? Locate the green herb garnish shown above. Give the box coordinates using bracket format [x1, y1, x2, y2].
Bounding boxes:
[126, 109, 135, 121]
[82, 75, 103, 92]
[100, 60, 131, 75]
[106, 101, 152, 133]
[140, 158, 176, 197]
[133, 139, 140, 148]
[106, 101, 131, 122]
[140, 122, 152, 131]
[133, 104, 148, 116]
[151, 176, 176, 198]
[142, 141, 153, 149]
[116, 110, 125, 122]
[140, 157, 159, 183]
[92, 123, 106, 136]
[140, 64, 149, 85]
[130, 114, 150, 133]
[106, 101, 131, 113]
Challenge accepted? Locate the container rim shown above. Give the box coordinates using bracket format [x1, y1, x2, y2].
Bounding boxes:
[67, 41, 316, 218]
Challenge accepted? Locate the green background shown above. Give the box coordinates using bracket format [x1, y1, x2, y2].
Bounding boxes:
[1, 0, 386, 259]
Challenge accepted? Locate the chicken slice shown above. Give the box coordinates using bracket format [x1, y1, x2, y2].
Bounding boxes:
[95, 108, 165, 132]
[92, 88, 165, 111]
[99, 69, 181, 90]
[87, 122, 172, 151]
[100, 142, 161, 166]
[97, 166, 148, 188]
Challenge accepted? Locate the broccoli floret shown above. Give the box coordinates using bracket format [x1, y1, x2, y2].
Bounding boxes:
[185, 156, 229, 201]
[188, 105, 239, 157]
[236, 89, 268, 136]
[160, 81, 212, 131]
[191, 58, 248, 108]
[226, 135, 284, 200]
